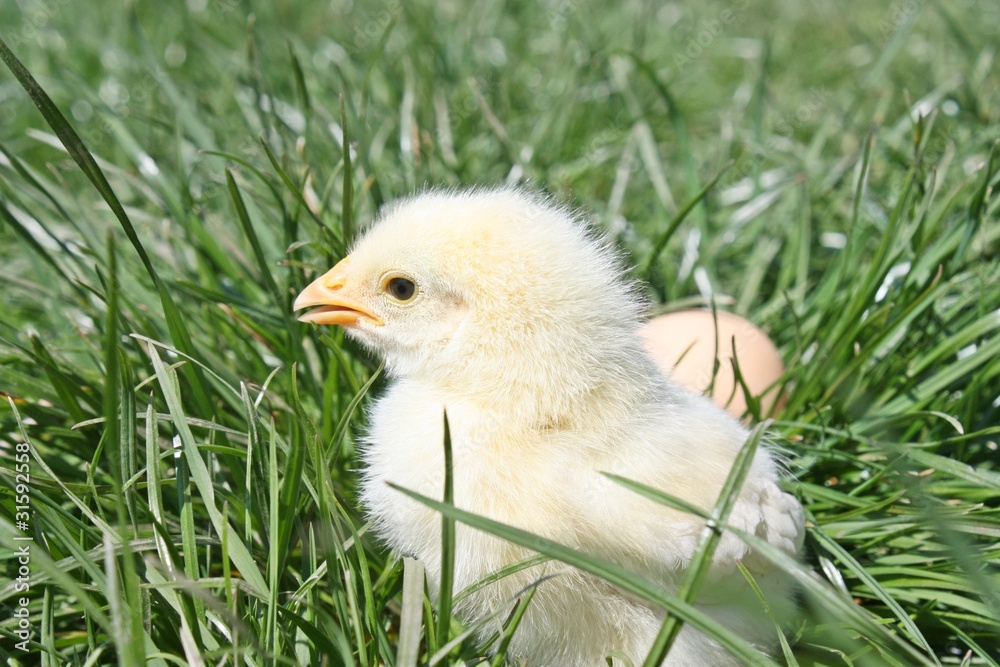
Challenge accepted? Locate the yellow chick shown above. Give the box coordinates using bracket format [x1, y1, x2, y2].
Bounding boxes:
[294, 188, 804, 666]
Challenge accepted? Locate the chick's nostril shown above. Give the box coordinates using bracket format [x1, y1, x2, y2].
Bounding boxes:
[323, 275, 348, 291]
[321, 257, 351, 292]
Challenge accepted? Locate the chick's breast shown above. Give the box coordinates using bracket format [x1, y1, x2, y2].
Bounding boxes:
[361, 378, 674, 666]
[361, 378, 578, 585]
[361, 375, 802, 667]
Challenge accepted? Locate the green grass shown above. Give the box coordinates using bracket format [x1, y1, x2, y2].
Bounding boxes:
[0, 0, 998, 664]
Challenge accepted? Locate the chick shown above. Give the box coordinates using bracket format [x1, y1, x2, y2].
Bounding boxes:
[294, 188, 804, 666]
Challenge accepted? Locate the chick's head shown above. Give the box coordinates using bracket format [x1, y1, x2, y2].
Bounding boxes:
[295, 188, 653, 420]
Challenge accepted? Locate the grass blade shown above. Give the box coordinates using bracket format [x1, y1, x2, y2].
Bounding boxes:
[642, 421, 770, 665]
[388, 483, 778, 667]
[489, 586, 537, 667]
[0, 37, 214, 415]
[146, 344, 269, 597]
[226, 167, 283, 306]
[436, 410, 456, 650]
[641, 162, 732, 280]
[397, 557, 425, 667]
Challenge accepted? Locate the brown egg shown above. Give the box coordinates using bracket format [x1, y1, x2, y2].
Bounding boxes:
[639, 309, 786, 418]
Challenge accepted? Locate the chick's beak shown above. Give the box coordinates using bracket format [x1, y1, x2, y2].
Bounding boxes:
[294, 257, 383, 327]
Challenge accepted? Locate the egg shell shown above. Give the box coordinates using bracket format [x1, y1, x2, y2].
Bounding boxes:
[639, 309, 785, 418]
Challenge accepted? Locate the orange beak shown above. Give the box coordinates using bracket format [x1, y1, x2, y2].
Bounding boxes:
[293, 257, 383, 327]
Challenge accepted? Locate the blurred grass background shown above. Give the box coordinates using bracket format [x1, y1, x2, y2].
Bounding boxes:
[0, 0, 997, 664]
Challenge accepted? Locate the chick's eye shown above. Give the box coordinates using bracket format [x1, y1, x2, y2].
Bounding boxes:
[386, 276, 417, 302]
